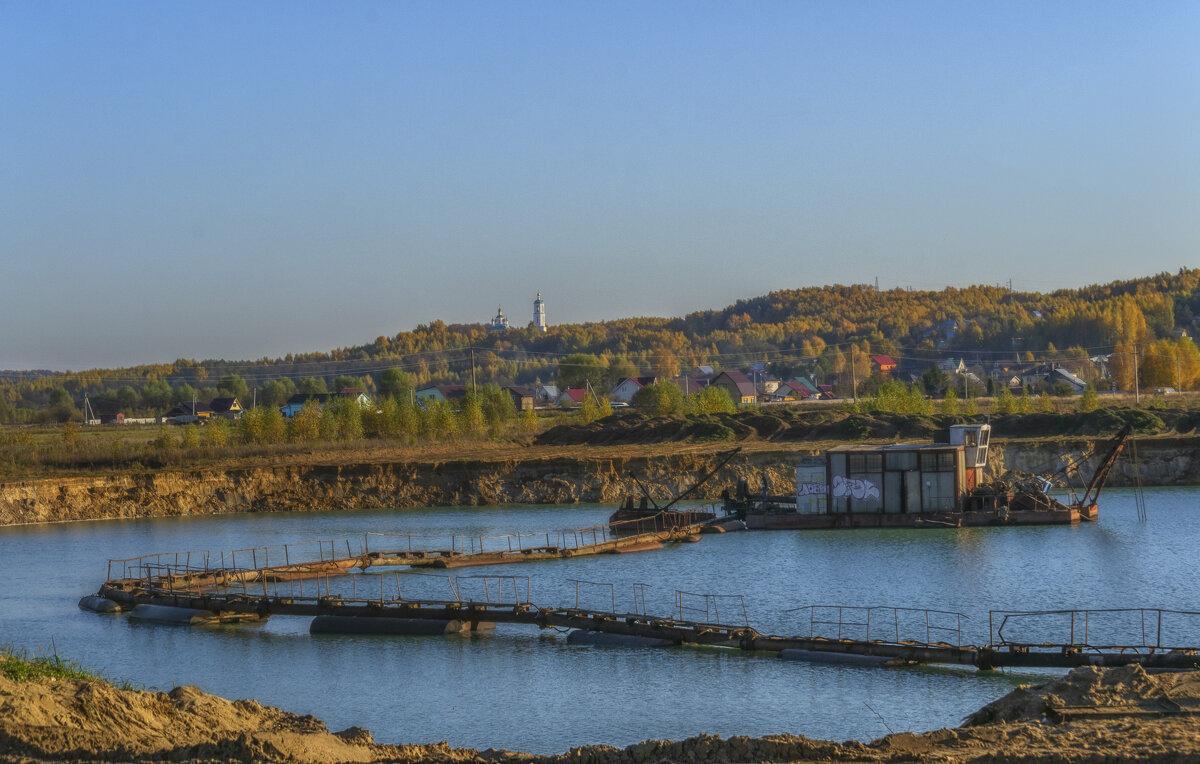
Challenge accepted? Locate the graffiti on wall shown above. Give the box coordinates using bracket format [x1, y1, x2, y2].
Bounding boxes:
[797, 482, 826, 497]
[831, 475, 880, 501]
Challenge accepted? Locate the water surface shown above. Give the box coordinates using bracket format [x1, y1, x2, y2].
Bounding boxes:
[1, 487, 1196, 753]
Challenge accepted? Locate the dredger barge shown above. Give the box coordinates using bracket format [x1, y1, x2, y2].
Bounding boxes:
[723, 423, 1131, 530]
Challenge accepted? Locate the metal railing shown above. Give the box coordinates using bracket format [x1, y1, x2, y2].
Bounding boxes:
[990, 608, 1200, 652]
[787, 605, 968, 647]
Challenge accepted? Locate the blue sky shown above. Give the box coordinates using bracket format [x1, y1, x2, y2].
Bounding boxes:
[2, 2, 1198, 369]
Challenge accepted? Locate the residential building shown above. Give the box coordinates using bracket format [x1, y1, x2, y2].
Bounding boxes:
[609, 376, 657, 404]
[710, 371, 757, 406]
[870, 355, 897, 377]
[558, 388, 588, 407]
[280, 393, 334, 418]
[166, 401, 213, 423]
[414, 385, 468, 405]
[506, 386, 535, 411]
[210, 397, 244, 420]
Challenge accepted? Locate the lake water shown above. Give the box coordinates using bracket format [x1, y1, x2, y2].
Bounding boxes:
[1, 487, 1198, 753]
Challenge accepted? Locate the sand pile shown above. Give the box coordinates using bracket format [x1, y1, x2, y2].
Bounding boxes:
[0, 673, 500, 763]
[5, 665, 1200, 763]
[965, 664, 1200, 726]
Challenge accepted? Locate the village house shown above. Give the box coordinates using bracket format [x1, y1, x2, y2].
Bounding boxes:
[414, 385, 468, 405]
[557, 388, 588, 408]
[209, 397, 244, 420]
[673, 376, 706, 395]
[165, 401, 212, 423]
[870, 355, 897, 377]
[280, 393, 334, 418]
[709, 371, 757, 406]
[533, 384, 560, 406]
[506, 386, 535, 411]
[280, 390, 372, 418]
[609, 376, 657, 404]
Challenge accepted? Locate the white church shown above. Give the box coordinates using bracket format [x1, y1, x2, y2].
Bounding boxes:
[489, 293, 548, 332]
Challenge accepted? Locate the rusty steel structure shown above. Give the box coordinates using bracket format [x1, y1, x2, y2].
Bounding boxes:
[87, 536, 1200, 672]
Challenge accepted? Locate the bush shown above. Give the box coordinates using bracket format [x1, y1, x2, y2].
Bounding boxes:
[631, 382, 684, 416]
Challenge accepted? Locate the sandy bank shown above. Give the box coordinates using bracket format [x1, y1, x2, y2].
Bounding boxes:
[3, 664, 1199, 763]
[1, 436, 1196, 527]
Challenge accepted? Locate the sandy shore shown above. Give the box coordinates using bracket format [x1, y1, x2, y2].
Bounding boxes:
[3, 663, 1199, 763]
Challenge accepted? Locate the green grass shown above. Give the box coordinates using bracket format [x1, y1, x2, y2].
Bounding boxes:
[0, 646, 108, 684]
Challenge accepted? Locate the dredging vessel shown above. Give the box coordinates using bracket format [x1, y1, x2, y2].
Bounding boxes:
[723, 423, 1131, 530]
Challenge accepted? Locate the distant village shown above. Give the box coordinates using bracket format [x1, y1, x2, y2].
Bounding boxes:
[90, 353, 1157, 427]
[72, 291, 1194, 425]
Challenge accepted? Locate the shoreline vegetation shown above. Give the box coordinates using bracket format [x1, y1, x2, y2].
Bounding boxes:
[0, 401, 1194, 480]
[2, 648, 1199, 763]
[1, 406, 1198, 527]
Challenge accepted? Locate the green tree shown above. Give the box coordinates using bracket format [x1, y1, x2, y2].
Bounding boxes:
[288, 402, 322, 442]
[46, 387, 78, 422]
[557, 353, 606, 391]
[479, 385, 515, 432]
[457, 393, 486, 436]
[258, 378, 297, 408]
[993, 388, 1015, 415]
[920, 366, 949, 396]
[378, 368, 414, 402]
[60, 421, 80, 447]
[115, 386, 139, 413]
[238, 406, 285, 445]
[217, 374, 249, 400]
[631, 381, 685, 416]
[941, 387, 959, 415]
[298, 377, 328, 395]
[577, 395, 602, 424]
[518, 407, 539, 435]
[690, 385, 736, 414]
[152, 426, 176, 455]
[203, 417, 230, 448]
[139, 380, 173, 411]
[1080, 384, 1099, 413]
[424, 399, 458, 438]
[180, 424, 200, 449]
[332, 397, 363, 440]
[605, 356, 639, 388]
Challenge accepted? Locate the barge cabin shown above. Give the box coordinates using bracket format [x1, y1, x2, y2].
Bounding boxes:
[734, 423, 1098, 530]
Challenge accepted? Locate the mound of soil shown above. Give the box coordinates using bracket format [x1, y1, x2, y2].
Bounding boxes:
[6, 665, 1200, 763]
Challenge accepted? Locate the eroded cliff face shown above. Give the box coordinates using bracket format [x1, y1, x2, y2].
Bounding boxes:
[0, 439, 1195, 526]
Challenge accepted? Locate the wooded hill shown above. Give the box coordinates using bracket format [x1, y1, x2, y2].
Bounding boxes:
[3, 269, 1199, 422]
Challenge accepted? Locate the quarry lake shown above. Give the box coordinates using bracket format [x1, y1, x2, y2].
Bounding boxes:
[2, 487, 1199, 754]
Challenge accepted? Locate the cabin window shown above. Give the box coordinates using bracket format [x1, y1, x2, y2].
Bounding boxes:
[885, 451, 917, 471]
[848, 453, 881, 473]
[920, 452, 955, 472]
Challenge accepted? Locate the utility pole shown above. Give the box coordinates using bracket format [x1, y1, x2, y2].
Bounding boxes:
[470, 348, 477, 394]
[851, 355, 858, 403]
[1134, 348, 1140, 405]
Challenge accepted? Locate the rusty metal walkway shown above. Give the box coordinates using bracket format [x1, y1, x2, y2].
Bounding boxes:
[102, 517, 705, 591]
[89, 543, 1200, 671]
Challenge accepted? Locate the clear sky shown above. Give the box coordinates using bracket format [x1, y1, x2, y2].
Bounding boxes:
[2, 2, 1198, 370]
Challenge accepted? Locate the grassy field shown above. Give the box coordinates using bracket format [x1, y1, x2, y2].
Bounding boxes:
[1, 393, 1196, 482]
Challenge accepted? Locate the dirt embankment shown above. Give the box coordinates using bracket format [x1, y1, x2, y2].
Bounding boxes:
[3, 665, 1200, 763]
[1, 434, 1197, 526]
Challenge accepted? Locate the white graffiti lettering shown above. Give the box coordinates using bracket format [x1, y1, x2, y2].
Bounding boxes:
[832, 475, 880, 501]
[796, 482, 826, 497]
